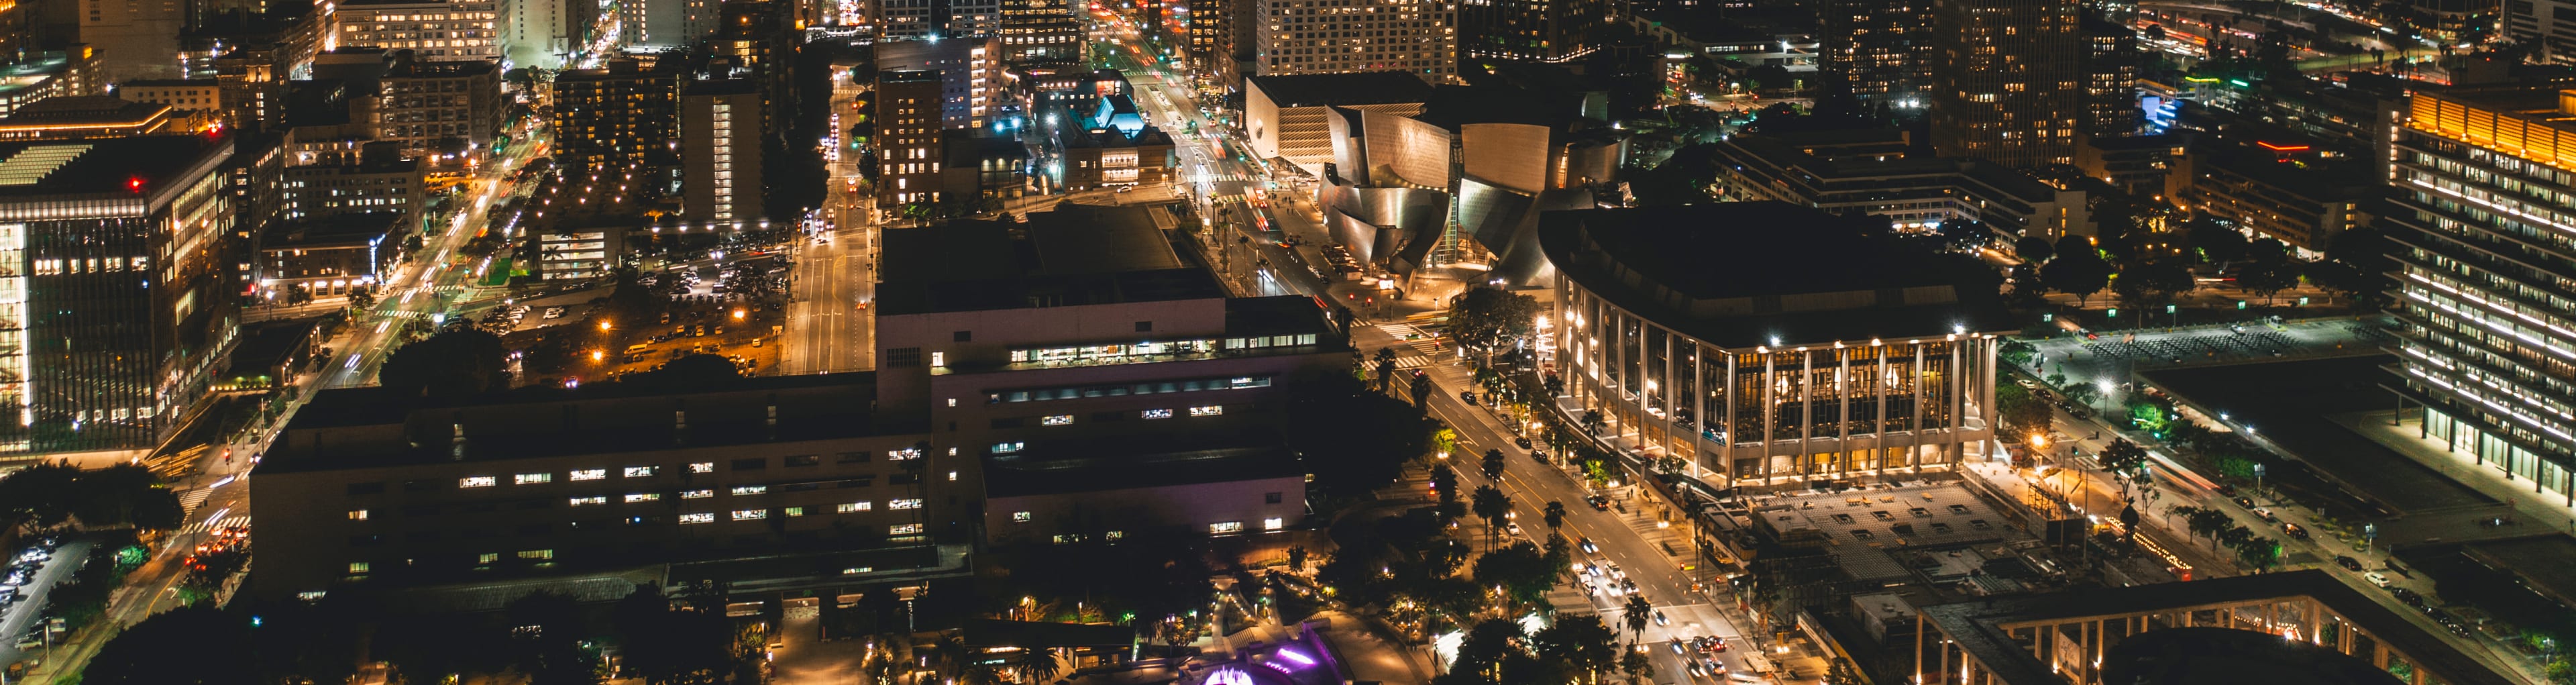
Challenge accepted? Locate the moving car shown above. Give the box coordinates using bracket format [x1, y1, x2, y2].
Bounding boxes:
[1587, 495, 1611, 511]
[2364, 572, 2392, 588]
[1653, 610, 1670, 626]
[1578, 537, 1597, 554]
[2334, 556, 2364, 571]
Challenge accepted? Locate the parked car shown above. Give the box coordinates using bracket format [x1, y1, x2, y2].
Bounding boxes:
[2364, 572, 2392, 588]
[2282, 523, 2310, 540]
[2334, 556, 2364, 571]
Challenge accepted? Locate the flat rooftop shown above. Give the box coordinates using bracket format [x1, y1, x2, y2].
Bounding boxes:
[264, 211, 403, 249]
[1919, 570, 2516, 685]
[1248, 71, 1435, 109]
[0, 135, 228, 199]
[1536, 202, 2017, 347]
[983, 436, 1304, 498]
[875, 205, 1224, 315]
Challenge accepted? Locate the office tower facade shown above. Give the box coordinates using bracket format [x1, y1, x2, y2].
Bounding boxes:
[2385, 87, 2576, 506]
[682, 80, 765, 225]
[1458, 0, 1603, 64]
[376, 55, 501, 157]
[877, 0, 999, 40]
[875, 69, 945, 208]
[80, 0, 184, 81]
[2082, 15, 2139, 138]
[1928, 0, 2081, 168]
[332, 0, 500, 61]
[877, 36, 1001, 129]
[1818, 0, 1932, 99]
[707, 1, 797, 138]
[1255, 0, 1454, 84]
[549, 58, 679, 170]
[997, 0, 1082, 64]
[499, 0, 594, 68]
[0, 136, 237, 454]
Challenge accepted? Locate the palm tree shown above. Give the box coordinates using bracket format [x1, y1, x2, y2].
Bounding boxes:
[1619, 650, 1655, 684]
[1621, 594, 1652, 647]
[1470, 485, 1513, 551]
[1543, 500, 1568, 533]
[1019, 646, 1062, 684]
[1580, 409, 1606, 435]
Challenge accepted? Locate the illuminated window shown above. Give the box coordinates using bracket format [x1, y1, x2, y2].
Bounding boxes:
[460, 476, 497, 488]
[731, 486, 768, 496]
[347, 509, 370, 521]
[515, 473, 553, 485]
[1142, 409, 1174, 419]
[569, 469, 607, 481]
[569, 496, 607, 507]
[890, 498, 924, 510]
[518, 549, 553, 560]
[732, 509, 767, 521]
[347, 562, 371, 574]
[1209, 521, 1243, 533]
[837, 502, 873, 513]
[786, 507, 806, 517]
[1263, 517, 1285, 530]
[682, 489, 715, 499]
[625, 493, 661, 503]
[1190, 405, 1223, 417]
[890, 523, 924, 534]
[888, 448, 922, 461]
[680, 513, 715, 524]
[1013, 511, 1032, 522]
[991, 441, 1025, 454]
[1041, 415, 1074, 425]
[476, 552, 500, 564]
[1106, 531, 1124, 540]
[624, 466, 658, 477]
[690, 462, 716, 473]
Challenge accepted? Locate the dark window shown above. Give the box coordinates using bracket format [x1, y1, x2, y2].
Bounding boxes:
[733, 458, 767, 470]
[991, 417, 1025, 429]
[516, 523, 551, 535]
[517, 499, 551, 509]
[345, 482, 385, 496]
[953, 331, 973, 342]
[782, 482, 823, 492]
[460, 503, 498, 513]
[349, 535, 385, 547]
[887, 347, 922, 367]
[1135, 321, 1152, 332]
[405, 531, 441, 543]
[400, 504, 439, 517]
[1265, 492, 1283, 504]
[402, 479, 437, 492]
[1091, 411, 1125, 422]
[837, 452, 870, 464]
[786, 454, 820, 467]
[890, 474, 922, 485]
[841, 476, 875, 488]
[462, 527, 497, 539]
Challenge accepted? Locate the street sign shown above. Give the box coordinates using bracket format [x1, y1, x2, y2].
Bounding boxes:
[2237, 301, 2248, 309]
[2108, 308, 2118, 317]
[2165, 304, 2176, 314]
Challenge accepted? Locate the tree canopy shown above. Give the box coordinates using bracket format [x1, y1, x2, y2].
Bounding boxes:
[380, 328, 511, 398]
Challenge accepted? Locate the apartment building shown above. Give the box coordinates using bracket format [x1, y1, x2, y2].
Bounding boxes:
[333, 0, 502, 61]
[875, 69, 947, 208]
[1254, 0, 1455, 84]
[376, 56, 502, 158]
[681, 79, 765, 225]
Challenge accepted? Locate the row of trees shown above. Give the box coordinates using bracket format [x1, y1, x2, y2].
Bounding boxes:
[2168, 505, 2286, 572]
[2010, 217, 2395, 314]
[0, 462, 184, 533]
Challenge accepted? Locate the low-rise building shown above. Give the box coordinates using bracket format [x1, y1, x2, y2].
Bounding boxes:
[1711, 133, 2094, 240]
[942, 132, 1029, 203]
[2171, 143, 2373, 254]
[117, 78, 223, 113]
[2073, 134, 2180, 197]
[284, 153, 429, 232]
[1060, 125, 1173, 190]
[257, 212, 405, 302]
[0, 48, 107, 119]
[0, 96, 176, 139]
[530, 224, 623, 281]
[377, 55, 502, 159]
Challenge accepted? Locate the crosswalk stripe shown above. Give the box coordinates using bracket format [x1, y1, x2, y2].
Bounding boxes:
[1394, 357, 1428, 369]
[182, 515, 250, 535]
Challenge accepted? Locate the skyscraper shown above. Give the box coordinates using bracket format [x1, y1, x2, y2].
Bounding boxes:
[499, 0, 596, 68]
[1255, 0, 1454, 84]
[682, 79, 765, 225]
[1929, 0, 2081, 168]
[0, 136, 238, 454]
[997, 0, 1083, 64]
[549, 58, 680, 171]
[1818, 0, 1932, 99]
[1458, 0, 1603, 64]
[877, 0, 1000, 40]
[2082, 14, 2139, 138]
[2384, 85, 2576, 505]
[875, 69, 946, 208]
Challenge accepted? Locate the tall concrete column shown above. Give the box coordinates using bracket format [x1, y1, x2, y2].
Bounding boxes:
[1874, 343, 1890, 474]
[1911, 346, 1926, 469]
[1981, 336, 1998, 467]
[1763, 350, 1777, 481]
[1723, 351, 1738, 476]
[1836, 346, 1852, 476]
[1799, 349, 1815, 479]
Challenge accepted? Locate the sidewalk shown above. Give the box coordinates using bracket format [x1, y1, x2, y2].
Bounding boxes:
[2334, 411, 2576, 533]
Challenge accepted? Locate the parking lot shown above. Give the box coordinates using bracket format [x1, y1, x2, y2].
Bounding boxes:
[0, 537, 85, 671]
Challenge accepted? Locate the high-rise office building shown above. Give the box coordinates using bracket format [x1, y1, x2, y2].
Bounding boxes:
[1929, 0, 2081, 167]
[81, 0, 184, 81]
[707, 1, 797, 138]
[682, 79, 765, 225]
[376, 54, 502, 158]
[1458, 0, 1603, 64]
[332, 0, 501, 61]
[0, 136, 238, 455]
[2082, 14, 2139, 138]
[877, 36, 1002, 129]
[2509, 0, 2576, 63]
[498, 0, 596, 69]
[1817, 0, 1932, 99]
[2384, 85, 2576, 506]
[877, 0, 999, 40]
[997, 0, 1082, 64]
[549, 58, 680, 170]
[1255, 0, 1454, 84]
[875, 69, 945, 208]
